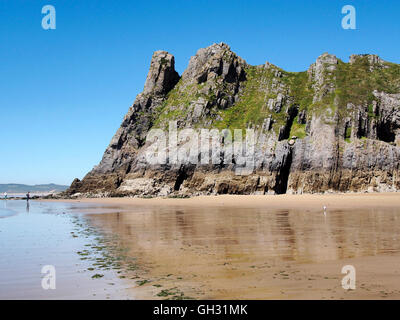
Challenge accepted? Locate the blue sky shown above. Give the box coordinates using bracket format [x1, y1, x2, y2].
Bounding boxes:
[1, 0, 399, 185]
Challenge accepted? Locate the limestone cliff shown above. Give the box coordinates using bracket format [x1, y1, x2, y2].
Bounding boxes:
[67, 43, 400, 197]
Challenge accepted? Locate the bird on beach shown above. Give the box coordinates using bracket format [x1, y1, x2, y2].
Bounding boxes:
[323, 205, 327, 216]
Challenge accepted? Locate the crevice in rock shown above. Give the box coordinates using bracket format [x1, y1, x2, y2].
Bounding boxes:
[217, 183, 230, 194]
[225, 63, 238, 83]
[278, 106, 299, 141]
[356, 122, 367, 139]
[377, 121, 395, 143]
[355, 112, 368, 138]
[114, 176, 123, 189]
[344, 121, 352, 141]
[125, 162, 132, 174]
[174, 165, 195, 191]
[174, 169, 188, 191]
[274, 148, 293, 194]
[137, 136, 146, 148]
[197, 72, 208, 84]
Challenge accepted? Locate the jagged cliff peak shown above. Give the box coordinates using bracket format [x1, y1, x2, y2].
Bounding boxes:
[349, 53, 386, 65]
[182, 42, 247, 84]
[315, 52, 338, 62]
[143, 50, 180, 96]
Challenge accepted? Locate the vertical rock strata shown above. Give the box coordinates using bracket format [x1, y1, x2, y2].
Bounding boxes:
[67, 44, 400, 197]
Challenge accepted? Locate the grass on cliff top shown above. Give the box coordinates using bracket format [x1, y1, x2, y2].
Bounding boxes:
[152, 80, 209, 127]
[214, 66, 273, 129]
[284, 71, 313, 112]
[335, 56, 400, 112]
[214, 66, 303, 135]
[151, 64, 314, 138]
[150, 55, 400, 135]
[214, 66, 314, 137]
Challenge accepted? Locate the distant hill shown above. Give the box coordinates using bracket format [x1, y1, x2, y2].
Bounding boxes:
[0, 184, 68, 193]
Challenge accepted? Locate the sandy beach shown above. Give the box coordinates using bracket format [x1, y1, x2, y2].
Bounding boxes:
[40, 193, 400, 299]
[2, 193, 400, 299]
[53, 192, 400, 210]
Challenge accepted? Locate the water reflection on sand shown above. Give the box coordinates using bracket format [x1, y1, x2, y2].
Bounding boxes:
[0, 201, 130, 300]
[2, 199, 400, 299]
[83, 204, 400, 299]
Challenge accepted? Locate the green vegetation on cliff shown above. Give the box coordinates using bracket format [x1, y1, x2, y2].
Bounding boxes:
[152, 81, 205, 127]
[289, 119, 306, 139]
[215, 66, 275, 129]
[214, 66, 314, 137]
[336, 57, 400, 107]
[150, 53, 400, 142]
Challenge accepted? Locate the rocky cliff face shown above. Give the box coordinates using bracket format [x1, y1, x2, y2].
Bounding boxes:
[67, 43, 400, 197]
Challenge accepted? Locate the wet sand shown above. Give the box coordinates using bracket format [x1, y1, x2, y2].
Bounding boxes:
[0, 200, 131, 299]
[3, 193, 400, 299]
[58, 193, 400, 299]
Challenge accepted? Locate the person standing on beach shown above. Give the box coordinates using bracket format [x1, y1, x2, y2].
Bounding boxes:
[3, 192, 7, 200]
[26, 192, 30, 201]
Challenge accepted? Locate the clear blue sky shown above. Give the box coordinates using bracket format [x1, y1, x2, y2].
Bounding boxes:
[1, 0, 399, 185]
